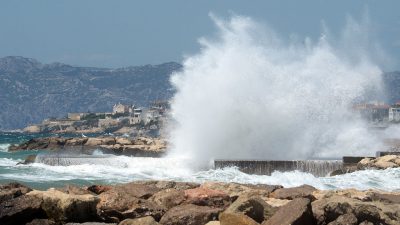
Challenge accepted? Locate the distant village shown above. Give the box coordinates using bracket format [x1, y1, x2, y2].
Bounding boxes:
[353, 100, 400, 124]
[23, 100, 400, 136]
[23, 101, 169, 137]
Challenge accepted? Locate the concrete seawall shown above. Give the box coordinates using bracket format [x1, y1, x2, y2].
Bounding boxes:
[214, 159, 343, 177]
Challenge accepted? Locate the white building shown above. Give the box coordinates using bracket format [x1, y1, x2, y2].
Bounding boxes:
[389, 107, 400, 122]
[113, 103, 131, 115]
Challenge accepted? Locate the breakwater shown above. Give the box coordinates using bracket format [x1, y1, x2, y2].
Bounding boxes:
[214, 159, 343, 177]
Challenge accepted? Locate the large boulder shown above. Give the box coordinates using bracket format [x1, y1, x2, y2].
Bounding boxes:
[0, 182, 32, 202]
[97, 182, 163, 222]
[119, 216, 159, 225]
[0, 195, 46, 225]
[219, 213, 259, 225]
[27, 189, 99, 222]
[184, 187, 230, 207]
[269, 184, 317, 200]
[159, 204, 221, 225]
[132, 181, 199, 190]
[224, 195, 276, 223]
[201, 182, 281, 199]
[326, 213, 357, 225]
[262, 198, 315, 225]
[65, 137, 88, 146]
[311, 195, 400, 225]
[115, 137, 133, 145]
[357, 155, 400, 170]
[122, 145, 165, 157]
[149, 189, 186, 210]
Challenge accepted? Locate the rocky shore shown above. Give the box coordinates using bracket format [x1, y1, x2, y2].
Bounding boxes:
[330, 155, 400, 176]
[1, 181, 399, 225]
[8, 136, 167, 157]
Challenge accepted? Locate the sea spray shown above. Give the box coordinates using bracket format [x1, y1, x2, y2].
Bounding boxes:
[168, 14, 384, 166]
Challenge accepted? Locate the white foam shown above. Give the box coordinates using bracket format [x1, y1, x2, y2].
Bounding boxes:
[0, 144, 10, 152]
[1, 156, 399, 191]
[0, 158, 19, 166]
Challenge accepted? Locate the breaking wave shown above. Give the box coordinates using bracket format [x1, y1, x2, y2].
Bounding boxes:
[169, 14, 384, 166]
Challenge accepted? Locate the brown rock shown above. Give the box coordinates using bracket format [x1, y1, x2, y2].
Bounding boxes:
[369, 192, 400, 204]
[311, 195, 399, 225]
[159, 204, 221, 225]
[115, 137, 133, 145]
[0, 182, 32, 202]
[27, 189, 99, 222]
[0, 195, 46, 225]
[59, 185, 93, 195]
[98, 183, 162, 221]
[205, 222, 220, 225]
[149, 188, 186, 210]
[119, 216, 159, 225]
[224, 195, 276, 223]
[357, 155, 400, 170]
[184, 187, 230, 207]
[65, 137, 88, 146]
[26, 219, 56, 225]
[262, 198, 315, 225]
[327, 213, 357, 225]
[131, 181, 199, 190]
[201, 182, 281, 199]
[219, 212, 259, 225]
[85, 138, 104, 146]
[269, 184, 317, 200]
[87, 185, 112, 195]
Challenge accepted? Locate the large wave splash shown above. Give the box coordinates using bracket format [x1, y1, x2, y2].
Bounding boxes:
[169, 14, 384, 166]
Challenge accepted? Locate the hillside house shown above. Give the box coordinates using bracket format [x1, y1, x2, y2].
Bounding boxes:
[389, 105, 400, 122]
[353, 102, 390, 122]
[113, 103, 132, 115]
[67, 113, 89, 121]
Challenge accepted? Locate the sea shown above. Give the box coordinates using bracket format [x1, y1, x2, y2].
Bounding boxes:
[0, 132, 399, 191]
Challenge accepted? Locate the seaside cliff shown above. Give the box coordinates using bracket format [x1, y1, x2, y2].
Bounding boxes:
[1, 181, 400, 225]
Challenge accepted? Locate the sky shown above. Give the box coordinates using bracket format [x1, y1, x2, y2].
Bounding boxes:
[0, 0, 399, 70]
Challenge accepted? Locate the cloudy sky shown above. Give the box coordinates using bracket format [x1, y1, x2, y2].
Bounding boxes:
[1, 0, 399, 70]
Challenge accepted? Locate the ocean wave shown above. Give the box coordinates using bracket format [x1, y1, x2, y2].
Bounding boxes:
[1, 155, 399, 191]
[0, 143, 10, 152]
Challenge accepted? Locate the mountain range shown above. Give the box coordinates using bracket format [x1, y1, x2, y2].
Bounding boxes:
[0, 56, 400, 130]
[0, 56, 181, 130]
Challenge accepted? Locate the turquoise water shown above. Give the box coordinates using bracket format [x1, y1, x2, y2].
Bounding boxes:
[1, 132, 399, 191]
[0, 132, 110, 189]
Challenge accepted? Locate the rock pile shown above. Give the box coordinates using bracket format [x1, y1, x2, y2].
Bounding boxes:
[8, 136, 167, 157]
[358, 155, 400, 170]
[1, 181, 399, 225]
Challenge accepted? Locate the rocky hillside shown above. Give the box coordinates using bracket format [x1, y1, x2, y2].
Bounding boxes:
[383, 71, 400, 103]
[0, 56, 181, 129]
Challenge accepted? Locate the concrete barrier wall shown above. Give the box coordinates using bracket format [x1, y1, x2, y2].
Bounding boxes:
[214, 160, 343, 177]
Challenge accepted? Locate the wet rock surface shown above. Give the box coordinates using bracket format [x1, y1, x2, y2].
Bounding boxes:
[0, 181, 399, 225]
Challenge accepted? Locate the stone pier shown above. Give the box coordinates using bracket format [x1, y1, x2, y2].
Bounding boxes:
[214, 159, 343, 177]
